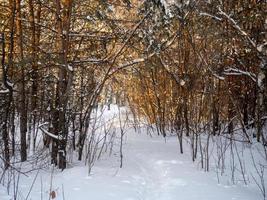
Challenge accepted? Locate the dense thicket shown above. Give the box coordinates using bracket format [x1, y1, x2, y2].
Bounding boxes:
[0, 0, 266, 173]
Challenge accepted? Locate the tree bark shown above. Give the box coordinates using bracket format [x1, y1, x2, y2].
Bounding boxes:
[16, 0, 27, 162]
[1, 33, 12, 169]
[52, 0, 73, 170]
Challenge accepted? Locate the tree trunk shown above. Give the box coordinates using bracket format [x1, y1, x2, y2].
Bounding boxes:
[183, 97, 189, 137]
[1, 33, 12, 169]
[16, 0, 27, 162]
[52, 0, 73, 170]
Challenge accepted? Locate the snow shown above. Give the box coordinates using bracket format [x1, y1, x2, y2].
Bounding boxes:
[0, 89, 9, 94]
[223, 67, 257, 82]
[217, 7, 257, 50]
[0, 185, 11, 200]
[86, 15, 93, 21]
[39, 126, 63, 141]
[4, 133, 261, 200]
[67, 64, 73, 72]
[257, 42, 267, 53]
[258, 71, 265, 89]
[200, 12, 222, 21]
[0, 105, 264, 200]
[180, 79, 186, 86]
[6, 80, 13, 88]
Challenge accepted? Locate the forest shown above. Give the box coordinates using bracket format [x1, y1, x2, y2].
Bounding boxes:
[0, 0, 267, 199]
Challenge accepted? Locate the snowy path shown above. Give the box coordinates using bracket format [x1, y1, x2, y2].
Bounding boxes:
[1, 120, 261, 199]
[121, 133, 260, 200]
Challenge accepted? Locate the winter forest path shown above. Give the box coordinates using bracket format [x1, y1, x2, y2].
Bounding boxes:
[121, 132, 259, 200]
[0, 106, 261, 200]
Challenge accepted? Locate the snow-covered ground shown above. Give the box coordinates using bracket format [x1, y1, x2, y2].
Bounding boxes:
[0, 105, 265, 200]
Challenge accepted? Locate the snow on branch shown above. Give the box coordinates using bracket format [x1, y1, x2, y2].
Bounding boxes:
[199, 6, 259, 53]
[212, 72, 225, 80]
[0, 89, 9, 94]
[72, 58, 106, 64]
[223, 67, 257, 82]
[217, 7, 257, 49]
[199, 12, 222, 21]
[113, 58, 145, 72]
[38, 123, 63, 141]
